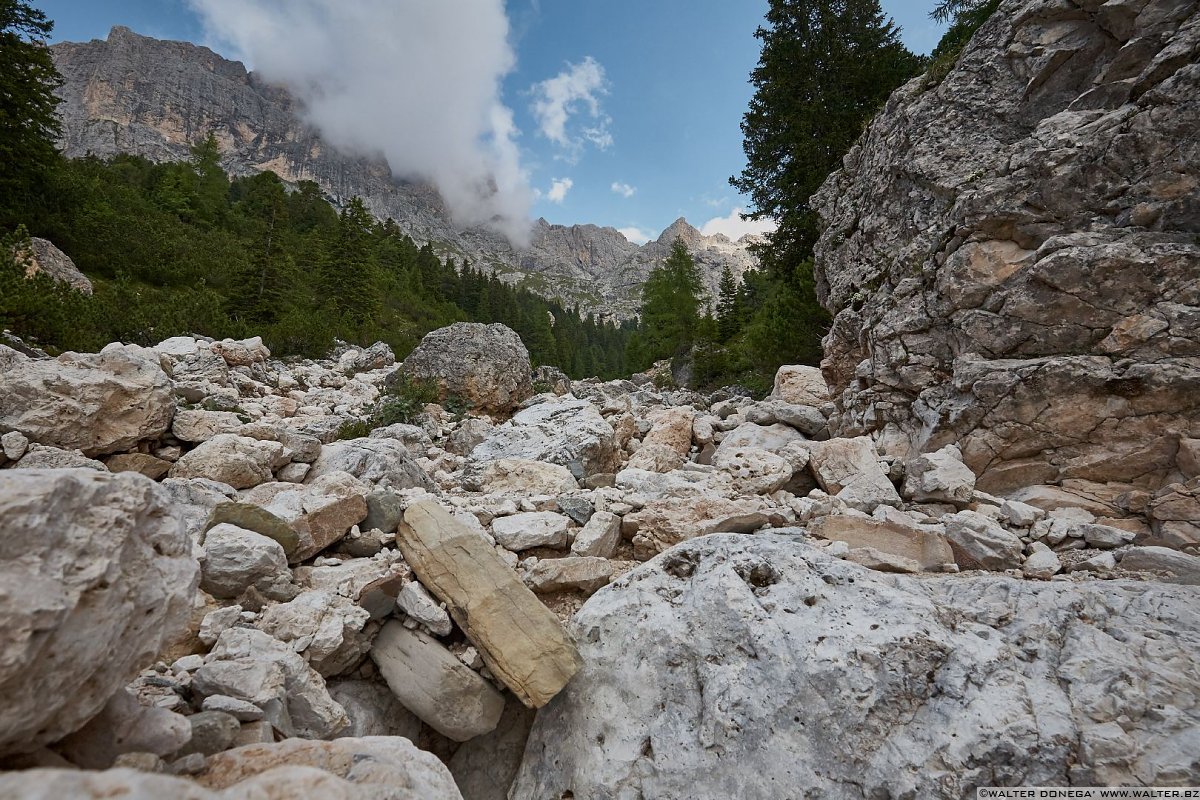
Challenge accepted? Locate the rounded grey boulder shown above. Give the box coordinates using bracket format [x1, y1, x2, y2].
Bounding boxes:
[391, 323, 531, 414]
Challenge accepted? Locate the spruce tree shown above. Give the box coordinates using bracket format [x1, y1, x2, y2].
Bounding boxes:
[320, 197, 379, 323]
[630, 239, 703, 370]
[716, 265, 742, 342]
[733, 0, 924, 273]
[0, 0, 62, 226]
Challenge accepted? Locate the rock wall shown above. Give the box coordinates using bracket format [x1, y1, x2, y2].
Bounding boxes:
[812, 0, 1200, 494]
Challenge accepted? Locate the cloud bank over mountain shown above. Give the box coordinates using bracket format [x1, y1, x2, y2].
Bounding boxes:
[191, 0, 534, 244]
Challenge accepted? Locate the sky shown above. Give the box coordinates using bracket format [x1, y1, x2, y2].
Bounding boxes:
[38, 0, 947, 244]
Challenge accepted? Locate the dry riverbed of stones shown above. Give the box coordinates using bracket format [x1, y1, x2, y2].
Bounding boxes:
[0, 323, 1197, 798]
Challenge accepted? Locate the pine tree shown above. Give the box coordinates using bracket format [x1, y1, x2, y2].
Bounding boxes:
[716, 265, 742, 342]
[0, 0, 62, 226]
[732, 0, 925, 275]
[631, 239, 703, 370]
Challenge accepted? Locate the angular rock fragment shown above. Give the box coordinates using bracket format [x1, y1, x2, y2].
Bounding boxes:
[571, 511, 622, 558]
[169, 434, 285, 489]
[808, 514, 953, 572]
[470, 398, 618, 478]
[199, 523, 292, 600]
[396, 501, 583, 708]
[903, 445, 976, 505]
[244, 472, 369, 563]
[525, 557, 615, 594]
[770, 364, 829, 407]
[511, 535, 1200, 798]
[1120, 547, 1200, 586]
[491, 511, 571, 551]
[944, 511, 1025, 570]
[808, 437, 901, 512]
[625, 497, 772, 560]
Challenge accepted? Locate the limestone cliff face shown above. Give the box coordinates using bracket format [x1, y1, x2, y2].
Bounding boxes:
[50, 27, 755, 319]
[812, 0, 1199, 494]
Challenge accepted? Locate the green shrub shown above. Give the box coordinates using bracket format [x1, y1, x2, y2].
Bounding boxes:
[336, 418, 373, 441]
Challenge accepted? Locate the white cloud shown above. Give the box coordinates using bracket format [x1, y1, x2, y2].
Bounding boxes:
[611, 181, 636, 198]
[530, 57, 612, 159]
[618, 226, 653, 245]
[190, 0, 533, 244]
[546, 177, 573, 204]
[700, 208, 778, 241]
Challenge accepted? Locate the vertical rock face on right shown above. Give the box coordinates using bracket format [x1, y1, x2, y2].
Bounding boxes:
[812, 0, 1200, 494]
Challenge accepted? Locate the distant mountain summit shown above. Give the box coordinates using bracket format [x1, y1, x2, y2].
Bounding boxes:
[50, 26, 757, 319]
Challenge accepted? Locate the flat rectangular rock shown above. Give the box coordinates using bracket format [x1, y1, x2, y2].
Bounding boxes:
[809, 514, 953, 571]
[397, 501, 584, 708]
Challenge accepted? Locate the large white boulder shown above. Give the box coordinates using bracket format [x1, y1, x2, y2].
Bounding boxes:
[511, 534, 1200, 797]
[0, 345, 174, 456]
[392, 322, 532, 414]
[0, 470, 199, 756]
[306, 438, 437, 492]
[470, 398, 618, 478]
[169, 434, 287, 489]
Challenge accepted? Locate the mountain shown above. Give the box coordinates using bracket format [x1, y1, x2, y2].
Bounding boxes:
[49, 26, 757, 319]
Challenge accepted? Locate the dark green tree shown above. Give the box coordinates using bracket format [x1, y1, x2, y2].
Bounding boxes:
[931, 0, 990, 22]
[628, 240, 703, 370]
[724, 0, 923, 377]
[715, 264, 742, 342]
[0, 0, 63, 226]
[320, 197, 379, 323]
[732, 0, 924, 274]
[189, 133, 230, 225]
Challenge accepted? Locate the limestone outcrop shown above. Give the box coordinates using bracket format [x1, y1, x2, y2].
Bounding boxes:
[812, 0, 1200, 494]
[512, 534, 1200, 798]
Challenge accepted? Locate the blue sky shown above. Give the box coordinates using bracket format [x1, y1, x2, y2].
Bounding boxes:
[38, 1, 946, 242]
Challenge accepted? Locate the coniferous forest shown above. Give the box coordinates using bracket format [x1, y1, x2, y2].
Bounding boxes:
[1, 0, 997, 392]
[1, 140, 635, 379]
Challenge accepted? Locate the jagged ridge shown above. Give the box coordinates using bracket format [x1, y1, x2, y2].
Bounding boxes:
[50, 26, 759, 319]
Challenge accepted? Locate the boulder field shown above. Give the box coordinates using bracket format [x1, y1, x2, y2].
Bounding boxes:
[2, 0, 1198, 794]
[0, 318, 1197, 798]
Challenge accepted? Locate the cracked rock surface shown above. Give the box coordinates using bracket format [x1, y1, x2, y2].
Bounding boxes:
[512, 533, 1200, 799]
[813, 0, 1200, 494]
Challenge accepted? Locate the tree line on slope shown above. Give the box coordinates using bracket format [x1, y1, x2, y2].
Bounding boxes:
[1, 0, 1002, 391]
[1, 137, 634, 378]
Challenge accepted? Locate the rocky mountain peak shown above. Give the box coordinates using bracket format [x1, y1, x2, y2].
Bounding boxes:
[48, 28, 759, 320]
[655, 217, 703, 247]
